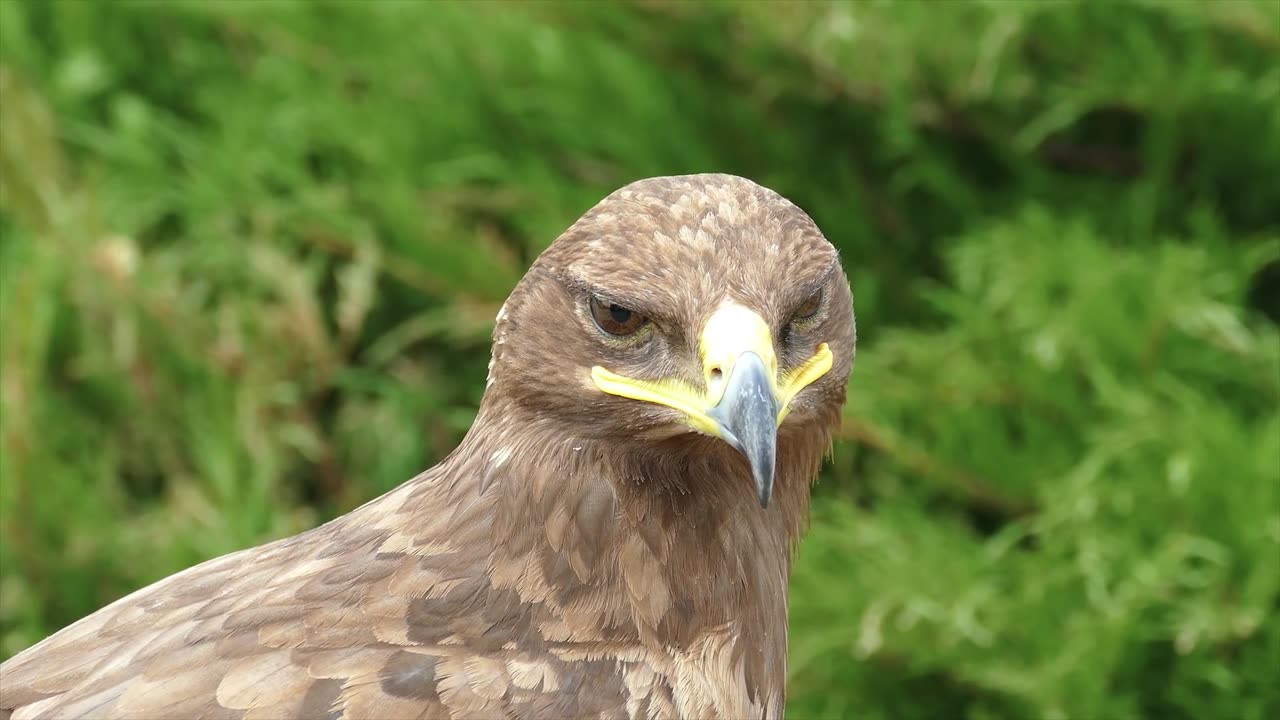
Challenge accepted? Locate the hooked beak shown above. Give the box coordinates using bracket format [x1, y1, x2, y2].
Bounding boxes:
[707, 350, 779, 507]
[591, 302, 833, 507]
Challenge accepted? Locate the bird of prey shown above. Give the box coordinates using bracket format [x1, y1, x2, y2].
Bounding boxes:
[1, 173, 856, 720]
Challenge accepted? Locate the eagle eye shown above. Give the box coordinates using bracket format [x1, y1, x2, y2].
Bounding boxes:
[589, 296, 648, 337]
[792, 290, 824, 323]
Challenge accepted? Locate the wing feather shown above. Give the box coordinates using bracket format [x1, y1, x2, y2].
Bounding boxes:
[3, 473, 677, 720]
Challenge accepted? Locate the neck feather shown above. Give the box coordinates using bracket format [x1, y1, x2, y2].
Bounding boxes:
[390, 400, 827, 706]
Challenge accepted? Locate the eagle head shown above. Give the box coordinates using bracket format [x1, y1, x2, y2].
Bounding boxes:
[486, 173, 855, 508]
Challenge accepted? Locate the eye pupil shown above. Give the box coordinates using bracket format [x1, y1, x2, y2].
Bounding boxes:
[590, 296, 647, 337]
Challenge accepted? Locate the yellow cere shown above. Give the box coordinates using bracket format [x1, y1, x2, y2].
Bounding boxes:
[776, 342, 832, 422]
[590, 302, 833, 433]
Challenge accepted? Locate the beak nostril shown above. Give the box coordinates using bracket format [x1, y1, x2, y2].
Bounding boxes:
[707, 366, 726, 397]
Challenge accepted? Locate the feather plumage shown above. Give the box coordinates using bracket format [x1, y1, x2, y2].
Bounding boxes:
[1, 174, 855, 720]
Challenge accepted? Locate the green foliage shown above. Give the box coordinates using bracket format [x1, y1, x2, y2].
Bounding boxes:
[1, 1, 1276, 718]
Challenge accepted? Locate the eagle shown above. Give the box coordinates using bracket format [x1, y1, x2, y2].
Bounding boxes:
[0, 174, 856, 720]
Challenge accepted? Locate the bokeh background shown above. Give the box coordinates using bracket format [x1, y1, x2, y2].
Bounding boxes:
[1, 1, 1278, 718]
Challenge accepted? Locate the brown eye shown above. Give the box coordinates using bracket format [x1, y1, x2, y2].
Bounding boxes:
[590, 296, 648, 337]
[792, 290, 823, 323]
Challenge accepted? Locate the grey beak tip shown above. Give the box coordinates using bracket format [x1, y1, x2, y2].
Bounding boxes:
[711, 351, 780, 510]
[755, 461, 775, 509]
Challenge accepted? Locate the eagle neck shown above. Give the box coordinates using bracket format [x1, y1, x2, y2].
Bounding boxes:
[441, 400, 820, 709]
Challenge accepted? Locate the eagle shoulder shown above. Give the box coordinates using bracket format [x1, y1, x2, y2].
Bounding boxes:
[0, 495, 683, 720]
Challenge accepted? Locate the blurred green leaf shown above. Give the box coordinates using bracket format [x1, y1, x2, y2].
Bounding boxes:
[1, 1, 1277, 717]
